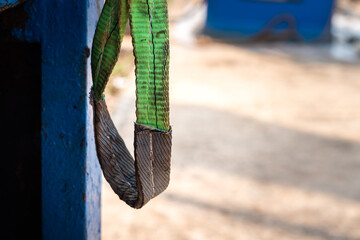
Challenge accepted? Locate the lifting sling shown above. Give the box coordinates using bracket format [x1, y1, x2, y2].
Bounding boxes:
[90, 0, 171, 209]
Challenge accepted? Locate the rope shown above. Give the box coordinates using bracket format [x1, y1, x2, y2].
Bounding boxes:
[90, 0, 171, 209]
[252, 14, 300, 42]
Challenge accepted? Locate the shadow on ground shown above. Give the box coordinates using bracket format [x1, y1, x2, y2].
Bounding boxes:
[164, 193, 358, 240]
[172, 104, 360, 202]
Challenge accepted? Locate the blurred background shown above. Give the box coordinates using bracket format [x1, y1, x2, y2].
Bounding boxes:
[102, 0, 360, 239]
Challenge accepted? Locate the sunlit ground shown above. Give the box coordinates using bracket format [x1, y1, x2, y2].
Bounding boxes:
[101, 3, 360, 239]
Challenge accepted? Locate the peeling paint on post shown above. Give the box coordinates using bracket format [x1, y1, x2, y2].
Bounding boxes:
[0, 0, 103, 239]
[0, 0, 26, 12]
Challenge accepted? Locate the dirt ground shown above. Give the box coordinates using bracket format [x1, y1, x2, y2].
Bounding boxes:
[101, 25, 360, 240]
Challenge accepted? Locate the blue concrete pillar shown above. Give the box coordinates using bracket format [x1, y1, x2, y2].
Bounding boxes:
[0, 0, 103, 239]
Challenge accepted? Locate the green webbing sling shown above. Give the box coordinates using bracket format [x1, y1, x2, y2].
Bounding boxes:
[90, 0, 171, 209]
[91, 0, 170, 131]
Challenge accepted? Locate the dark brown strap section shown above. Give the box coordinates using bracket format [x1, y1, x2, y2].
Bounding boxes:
[92, 98, 172, 209]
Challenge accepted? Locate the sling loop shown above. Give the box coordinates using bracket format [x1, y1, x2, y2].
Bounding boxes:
[90, 0, 171, 209]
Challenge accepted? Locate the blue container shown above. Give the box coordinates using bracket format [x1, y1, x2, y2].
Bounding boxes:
[205, 0, 335, 41]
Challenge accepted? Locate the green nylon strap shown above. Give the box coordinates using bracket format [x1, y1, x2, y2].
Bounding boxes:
[91, 0, 170, 131]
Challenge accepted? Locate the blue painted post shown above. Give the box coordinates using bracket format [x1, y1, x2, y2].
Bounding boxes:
[0, 0, 103, 239]
[40, 1, 103, 239]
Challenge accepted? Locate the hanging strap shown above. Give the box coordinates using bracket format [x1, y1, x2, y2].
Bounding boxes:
[90, 0, 171, 209]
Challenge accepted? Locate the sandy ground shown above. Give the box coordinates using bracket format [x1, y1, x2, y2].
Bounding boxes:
[101, 32, 360, 240]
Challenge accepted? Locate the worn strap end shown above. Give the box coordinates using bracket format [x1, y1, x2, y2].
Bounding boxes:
[134, 123, 172, 208]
